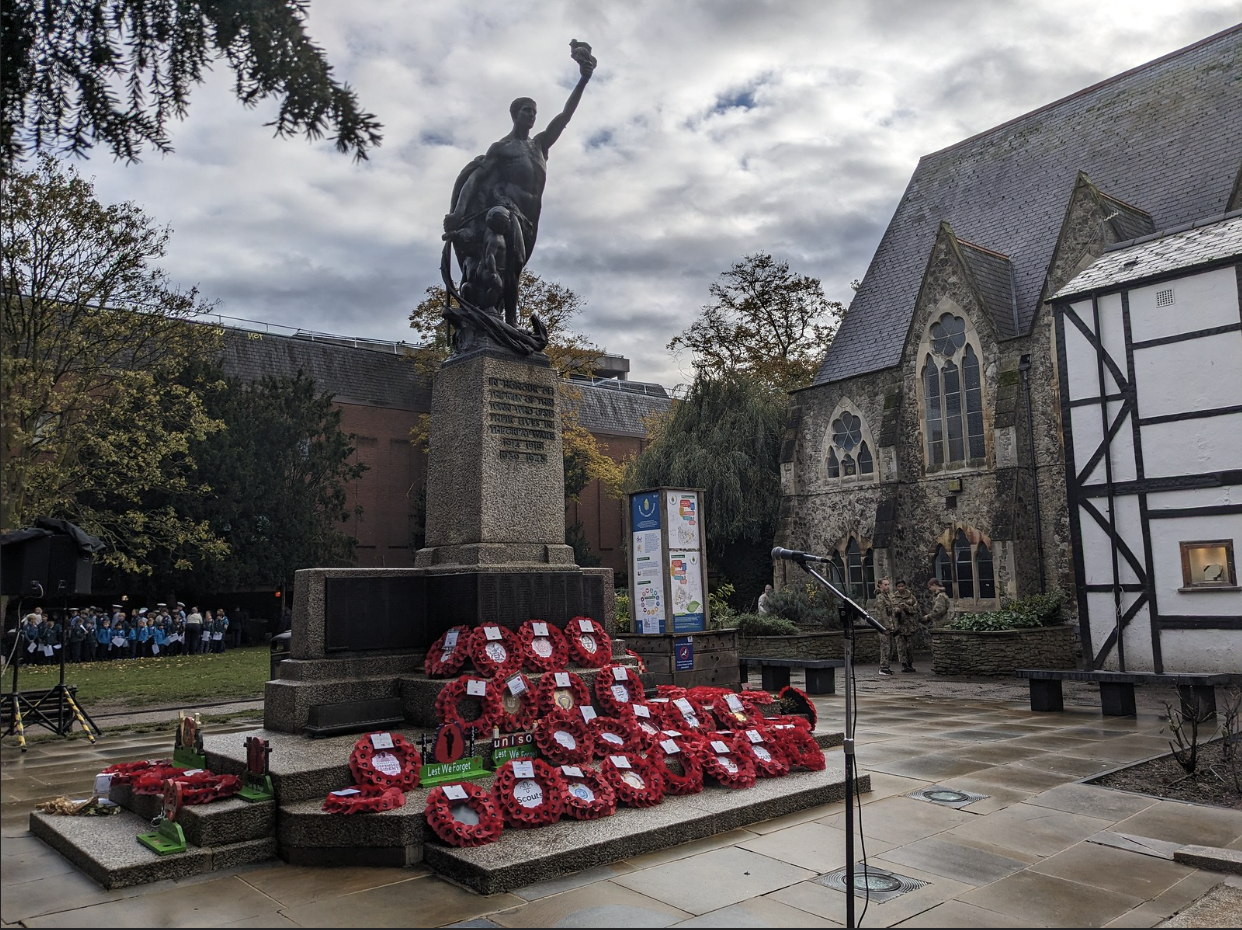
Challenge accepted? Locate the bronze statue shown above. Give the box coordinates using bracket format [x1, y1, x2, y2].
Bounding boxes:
[441, 40, 596, 354]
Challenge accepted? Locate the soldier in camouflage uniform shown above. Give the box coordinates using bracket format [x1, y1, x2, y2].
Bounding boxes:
[891, 580, 922, 672]
[874, 578, 897, 676]
[924, 579, 952, 628]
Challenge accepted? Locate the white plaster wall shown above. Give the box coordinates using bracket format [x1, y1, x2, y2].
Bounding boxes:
[1147, 485, 1238, 510]
[1062, 299, 1106, 401]
[1159, 629, 1242, 675]
[1085, 590, 1154, 671]
[1140, 413, 1242, 479]
[1070, 406, 1105, 482]
[1078, 495, 1144, 587]
[1135, 333, 1242, 421]
[1096, 292, 1128, 392]
[1151, 512, 1242, 616]
[1129, 267, 1240, 342]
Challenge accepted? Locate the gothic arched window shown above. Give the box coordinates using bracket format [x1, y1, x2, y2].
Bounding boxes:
[922, 314, 986, 467]
[933, 529, 998, 606]
[826, 408, 876, 483]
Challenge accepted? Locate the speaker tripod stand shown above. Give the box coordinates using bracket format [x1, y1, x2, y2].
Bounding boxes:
[5, 614, 101, 752]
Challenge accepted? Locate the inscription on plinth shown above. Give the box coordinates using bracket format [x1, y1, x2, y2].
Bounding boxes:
[488, 376, 555, 464]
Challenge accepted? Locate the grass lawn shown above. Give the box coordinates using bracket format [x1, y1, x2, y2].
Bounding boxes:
[4, 645, 272, 708]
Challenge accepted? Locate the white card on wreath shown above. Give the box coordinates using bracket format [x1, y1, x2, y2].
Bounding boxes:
[555, 672, 571, 688]
[660, 739, 680, 754]
[633, 704, 651, 718]
[370, 732, 394, 750]
[483, 625, 503, 641]
[611, 666, 628, 680]
[507, 676, 527, 696]
[746, 729, 764, 743]
[674, 698, 693, 713]
[331, 788, 361, 797]
[512, 760, 535, 779]
[561, 765, 583, 777]
[609, 754, 631, 769]
[444, 629, 459, 649]
[725, 694, 745, 712]
[443, 784, 468, 800]
[466, 679, 487, 697]
[711, 740, 730, 753]
[532, 622, 548, 636]
[580, 705, 597, 722]
[578, 618, 593, 632]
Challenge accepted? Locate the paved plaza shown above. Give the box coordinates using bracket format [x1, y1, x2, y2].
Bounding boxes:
[3, 665, 1239, 927]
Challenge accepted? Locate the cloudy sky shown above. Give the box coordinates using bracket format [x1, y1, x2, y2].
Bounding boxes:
[70, 1, 1239, 390]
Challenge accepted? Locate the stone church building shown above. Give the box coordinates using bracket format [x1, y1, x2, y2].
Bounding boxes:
[774, 25, 1241, 616]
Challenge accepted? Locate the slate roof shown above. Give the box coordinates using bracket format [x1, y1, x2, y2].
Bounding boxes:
[956, 237, 1017, 338]
[815, 25, 1242, 385]
[566, 377, 673, 437]
[219, 328, 432, 410]
[1052, 210, 1242, 300]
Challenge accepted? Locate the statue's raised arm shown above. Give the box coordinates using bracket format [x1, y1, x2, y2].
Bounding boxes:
[536, 40, 596, 154]
[439, 41, 598, 357]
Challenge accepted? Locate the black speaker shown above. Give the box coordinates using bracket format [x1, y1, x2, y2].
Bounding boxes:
[0, 534, 93, 596]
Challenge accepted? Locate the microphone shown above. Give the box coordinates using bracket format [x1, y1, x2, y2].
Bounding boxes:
[771, 547, 830, 563]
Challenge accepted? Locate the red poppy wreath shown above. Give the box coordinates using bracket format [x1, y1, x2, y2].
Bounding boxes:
[517, 620, 568, 673]
[101, 759, 179, 785]
[768, 721, 827, 771]
[469, 624, 522, 678]
[587, 714, 641, 758]
[434, 675, 504, 733]
[533, 709, 593, 765]
[594, 663, 646, 715]
[491, 758, 567, 827]
[778, 685, 818, 729]
[621, 703, 662, 750]
[600, 752, 665, 808]
[662, 695, 717, 736]
[133, 769, 242, 804]
[424, 782, 504, 847]
[348, 732, 421, 791]
[699, 736, 758, 789]
[734, 728, 791, 778]
[322, 784, 406, 815]
[495, 672, 538, 733]
[424, 625, 474, 677]
[650, 734, 705, 796]
[535, 669, 592, 716]
[565, 616, 611, 668]
[558, 763, 617, 820]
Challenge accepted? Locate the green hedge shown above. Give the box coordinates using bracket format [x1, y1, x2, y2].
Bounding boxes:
[947, 589, 1067, 632]
[732, 612, 801, 637]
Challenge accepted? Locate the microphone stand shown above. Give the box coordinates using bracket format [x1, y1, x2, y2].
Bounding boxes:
[789, 559, 886, 929]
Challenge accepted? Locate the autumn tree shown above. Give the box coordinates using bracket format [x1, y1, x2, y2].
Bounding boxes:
[625, 374, 789, 607]
[668, 253, 843, 393]
[0, 0, 382, 169]
[128, 364, 368, 600]
[1, 154, 226, 573]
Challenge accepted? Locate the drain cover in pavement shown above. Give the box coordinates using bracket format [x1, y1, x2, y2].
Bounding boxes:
[907, 785, 989, 808]
[816, 865, 926, 903]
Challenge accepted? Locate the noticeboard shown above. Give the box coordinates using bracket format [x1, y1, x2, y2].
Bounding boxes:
[626, 487, 709, 635]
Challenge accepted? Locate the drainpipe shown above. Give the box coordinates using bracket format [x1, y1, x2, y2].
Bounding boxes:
[1019, 355, 1046, 592]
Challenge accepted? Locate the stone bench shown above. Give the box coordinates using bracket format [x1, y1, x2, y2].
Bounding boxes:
[739, 657, 846, 695]
[1015, 669, 1236, 718]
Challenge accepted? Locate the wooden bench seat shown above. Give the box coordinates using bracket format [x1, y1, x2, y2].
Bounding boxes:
[739, 657, 846, 695]
[1016, 668, 1236, 718]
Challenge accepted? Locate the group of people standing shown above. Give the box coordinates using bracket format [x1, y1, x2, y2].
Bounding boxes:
[9, 602, 243, 666]
[872, 578, 951, 676]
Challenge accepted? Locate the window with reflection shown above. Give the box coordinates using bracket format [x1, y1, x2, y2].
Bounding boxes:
[933, 529, 997, 604]
[826, 408, 875, 483]
[922, 313, 985, 468]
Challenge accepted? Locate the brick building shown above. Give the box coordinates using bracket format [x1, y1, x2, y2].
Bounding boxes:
[220, 330, 670, 580]
[775, 26, 1242, 620]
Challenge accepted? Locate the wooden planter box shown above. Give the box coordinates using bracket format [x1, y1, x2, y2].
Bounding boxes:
[625, 629, 739, 688]
[737, 629, 881, 664]
[931, 624, 1078, 677]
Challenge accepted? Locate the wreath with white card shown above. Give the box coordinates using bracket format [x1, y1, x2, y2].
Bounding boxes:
[650, 733, 704, 795]
[491, 758, 566, 827]
[533, 709, 593, 765]
[564, 616, 611, 668]
[558, 763, 617, 820]
[593, 663, 646, 715]
[534, 668, 592, 716]
[767, 720, 826, 771]
[434, 675, 504, 733]
[600, 751, 665, 807]
[348, 732, 421, 791]
[587, 714, 641, 758]
[424, 625, 474, 678]
[322, 784, 406, 815]
[699, 735, 757, 789]
[495, 672, 538, 733]
[424, 782, 504, 847]
[517, 619, 568, 672]
[735, 727, 790, 778]
[468, 624, 522, 678]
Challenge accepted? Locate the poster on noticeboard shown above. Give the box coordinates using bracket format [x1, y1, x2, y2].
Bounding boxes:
[626, 488, 708, 635]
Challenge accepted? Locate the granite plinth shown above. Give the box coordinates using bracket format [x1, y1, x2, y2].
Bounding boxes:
[108, 786, 275, 848]
[28, 809, 276, 889]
